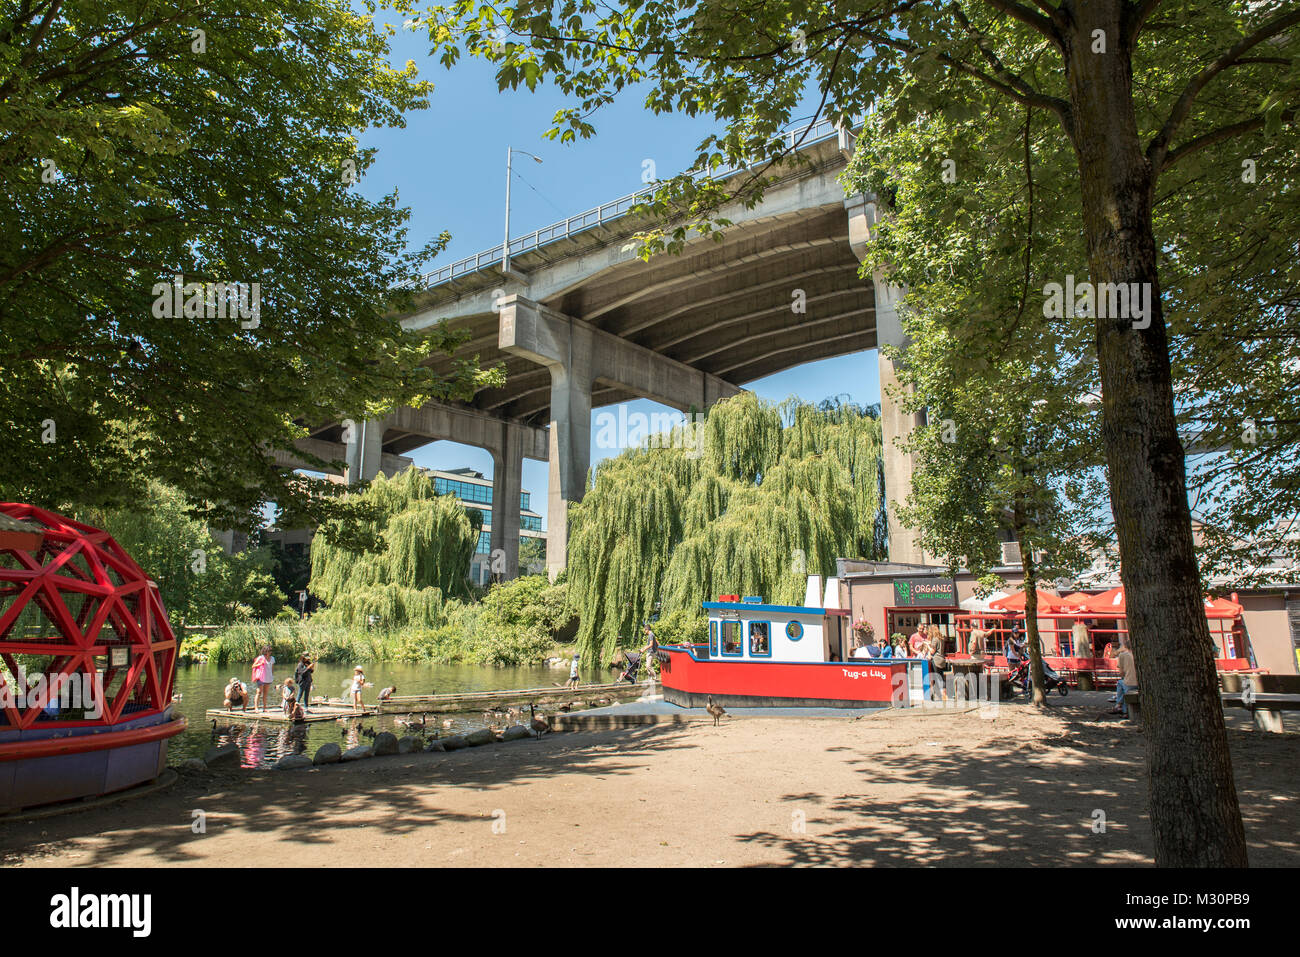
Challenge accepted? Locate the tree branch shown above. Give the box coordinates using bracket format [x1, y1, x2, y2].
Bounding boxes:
[1124, 0, 1164, 46]
[1146, 9, 1300, 172]
[1160, 108, 1296, 173]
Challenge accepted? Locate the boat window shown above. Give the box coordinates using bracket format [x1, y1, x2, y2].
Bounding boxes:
[720, 620, 742, 656]
[786, 620, 803, 641]
[749, 621, 771, 657]
[709, 621, 718, 656]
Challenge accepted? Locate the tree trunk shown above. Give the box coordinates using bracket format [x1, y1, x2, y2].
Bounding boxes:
[1018, 525, 1048, 708]
[1061, 2, 1248, 866]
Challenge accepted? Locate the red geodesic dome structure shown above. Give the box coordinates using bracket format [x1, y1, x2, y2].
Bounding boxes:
[0, 503, 178, 730]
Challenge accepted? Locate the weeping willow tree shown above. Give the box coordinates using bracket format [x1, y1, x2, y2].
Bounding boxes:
[310, 469, 481, 627]
[568, 394, 885, 662]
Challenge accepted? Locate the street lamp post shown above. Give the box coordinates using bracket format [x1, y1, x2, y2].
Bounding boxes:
[503, 146, 542, 279]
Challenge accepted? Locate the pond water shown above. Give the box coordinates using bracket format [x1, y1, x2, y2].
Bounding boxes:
[168, 659, 597, 768]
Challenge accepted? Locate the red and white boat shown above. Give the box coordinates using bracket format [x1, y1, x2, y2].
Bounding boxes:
[659, 579, 928, 709]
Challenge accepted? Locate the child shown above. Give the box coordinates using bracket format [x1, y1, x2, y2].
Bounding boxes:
[281, 678, 296, 716]
[378, 684, 397, 701]
[350, 666, 366, 711]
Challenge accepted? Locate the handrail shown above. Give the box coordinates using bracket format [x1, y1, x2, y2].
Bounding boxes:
[408, 116, 849, 291]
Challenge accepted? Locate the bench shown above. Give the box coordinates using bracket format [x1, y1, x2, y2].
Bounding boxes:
[1125, 683, 1300, 733]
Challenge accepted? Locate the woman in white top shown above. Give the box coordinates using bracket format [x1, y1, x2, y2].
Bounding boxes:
[350, 666, 366, 711]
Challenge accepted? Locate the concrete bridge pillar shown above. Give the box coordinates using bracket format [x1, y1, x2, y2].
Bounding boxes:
[344, 417, 385, 484]
[489, 423, 526, 581]
[499, 294, 738, 579]
[544, 365, 593, 580]
[343, 416, 413, 484]
[846, 193, 927, 565]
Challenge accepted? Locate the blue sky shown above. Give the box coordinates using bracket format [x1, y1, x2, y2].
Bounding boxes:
[356, 19, 881, 529]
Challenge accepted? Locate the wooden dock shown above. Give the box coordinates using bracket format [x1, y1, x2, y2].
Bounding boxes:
[204, 704, 377, 725]
[377, 681, 656, 714]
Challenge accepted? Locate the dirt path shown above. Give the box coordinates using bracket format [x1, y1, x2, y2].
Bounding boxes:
[3, 697, 1297, 867]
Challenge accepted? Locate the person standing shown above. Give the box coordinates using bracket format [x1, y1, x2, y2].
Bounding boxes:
[1112, 637, 1139, 717]
[251, 646, 275, 712]
[909, 624, 927, 656]
[350, 666, 367, 711]
[641, 624, 659, 678]
[566, 652, 581, 690]
[294, 654, 315, 714]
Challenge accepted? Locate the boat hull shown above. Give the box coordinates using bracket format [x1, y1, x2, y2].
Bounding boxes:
[659, 647, 914, 709]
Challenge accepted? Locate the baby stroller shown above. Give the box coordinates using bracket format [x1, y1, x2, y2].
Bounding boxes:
[1010, 657, 1070, 696]
[618, 651, 642, 684]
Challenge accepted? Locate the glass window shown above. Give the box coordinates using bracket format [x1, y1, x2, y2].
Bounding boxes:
[521, 492, 531, 510]
[785, 620, 803, 641]
[720, 620, 742, 656]
[709, 621, 718, 656]
[749, 621, 770, 657]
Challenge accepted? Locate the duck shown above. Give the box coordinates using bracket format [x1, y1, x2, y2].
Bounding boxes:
[558, 701, 575, 713]
[529, 703, 549, 738]
[506, 707, 523, 723]
[441, 717, 455, 729]
[705, 695, 728, 727]
[171, 693, 183, 702]
[360, 725, 377, 739]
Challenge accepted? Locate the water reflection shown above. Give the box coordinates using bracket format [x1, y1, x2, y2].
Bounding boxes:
[171, 659, 594, 768]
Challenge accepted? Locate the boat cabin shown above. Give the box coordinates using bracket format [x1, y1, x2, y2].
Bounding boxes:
[701, 584, 851, 664]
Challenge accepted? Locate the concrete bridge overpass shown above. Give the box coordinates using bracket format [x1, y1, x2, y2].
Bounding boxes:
[285, 120, 921, 577]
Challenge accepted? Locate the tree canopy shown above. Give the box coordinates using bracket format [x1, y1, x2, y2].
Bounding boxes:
[309, 467, 481, 626]
[1, 0, 499, 534]
[568, 394, 885, 662]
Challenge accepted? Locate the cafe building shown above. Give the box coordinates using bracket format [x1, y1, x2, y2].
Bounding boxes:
[834, 557, 1300, 678]
[835, 559, 1029, 649]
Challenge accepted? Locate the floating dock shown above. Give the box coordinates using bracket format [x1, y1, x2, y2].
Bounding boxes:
[377, 681, 657, 714]
[204, 704, 377, 725]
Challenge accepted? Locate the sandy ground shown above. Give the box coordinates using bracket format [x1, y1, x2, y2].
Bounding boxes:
[2, 694, 1296, 867]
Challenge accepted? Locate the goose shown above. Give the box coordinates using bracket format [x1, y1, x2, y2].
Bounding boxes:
[705, 696, 728, 727]
[506, 707, 523, 723]
[211, 719, 239, 737]
[441, 717, 455, 729]
[529, 703, 549, 738]
[397, 715, 427, 732]
[558, 701, 575, 713]
[360, 725, 377, 739]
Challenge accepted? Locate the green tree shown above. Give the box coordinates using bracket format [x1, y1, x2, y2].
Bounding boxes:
[568, 394, 884, 662]
[1, 0, 499, 535]
[309, 468, 481, 626]
[417, 0, 1300, 867]
[847, 90, 1106, 705]
[81, 481, 283, 624]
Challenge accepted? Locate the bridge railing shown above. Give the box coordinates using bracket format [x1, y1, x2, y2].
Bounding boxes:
[408, 115, 850, 291]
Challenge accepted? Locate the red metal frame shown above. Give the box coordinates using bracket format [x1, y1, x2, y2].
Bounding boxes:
[0, 503, 178, 733]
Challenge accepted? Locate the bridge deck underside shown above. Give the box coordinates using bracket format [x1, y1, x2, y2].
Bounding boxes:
[391, 203, 875, 448]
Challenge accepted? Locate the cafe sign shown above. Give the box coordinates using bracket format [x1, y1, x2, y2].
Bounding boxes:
[893, 577, 956, 607]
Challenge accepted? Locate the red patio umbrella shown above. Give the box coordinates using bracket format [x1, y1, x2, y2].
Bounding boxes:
[1203, 597, 1244, 619]
[1081, 586, 1127, 615]
[989, 588, 1070, 614]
